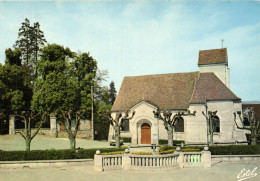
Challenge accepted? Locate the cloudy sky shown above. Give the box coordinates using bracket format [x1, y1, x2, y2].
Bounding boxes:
[0, 0, 259, 101]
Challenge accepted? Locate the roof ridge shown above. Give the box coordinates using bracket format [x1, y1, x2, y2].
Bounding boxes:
[189, 72, 201, 104]
[199, 48, 227, 52]
[124, 71, 199, 78]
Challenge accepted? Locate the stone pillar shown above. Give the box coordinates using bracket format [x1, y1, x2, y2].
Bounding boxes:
[94, 150, 103, 172]
[122, 149, 131, 170]
[176, 147, 184, 168]
[50, 114, 57, 137]
[202, 146, 211, 168]
[9, 115, 15, 135]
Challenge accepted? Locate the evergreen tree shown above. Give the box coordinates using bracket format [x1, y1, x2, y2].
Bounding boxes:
[109, 81, 117, 105]
[14, 18, 47, 85]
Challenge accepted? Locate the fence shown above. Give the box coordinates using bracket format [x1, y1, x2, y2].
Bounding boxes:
[94, 147, 211, 171]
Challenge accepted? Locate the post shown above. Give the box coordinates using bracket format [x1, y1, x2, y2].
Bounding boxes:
[122, 149, 131, 170]
[50, 114, 57, 137]
[94, 150, 103, 172]
[91, 86, 94, 140]
[9, 115, 15, 135]
[176, 147, 184, 168]
[202, 146, 211, 168]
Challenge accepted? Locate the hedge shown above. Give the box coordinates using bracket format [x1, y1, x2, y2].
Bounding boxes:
[159, 145, 260, 155]
[209, 145, 260, 155]
[0, 147, 126, 161]
[159, 139, 184, 145]
[121, 137, 132, 143]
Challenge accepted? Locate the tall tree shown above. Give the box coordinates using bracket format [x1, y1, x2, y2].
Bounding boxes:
[14, 18, 46, 85]
[109, 81, 117, 105]
[153, 110, 196, 146]
[33, 44, 99, 149]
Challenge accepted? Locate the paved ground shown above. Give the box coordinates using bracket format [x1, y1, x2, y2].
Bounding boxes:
[0, 134, 127, 151]
[0, 162, 260, 181]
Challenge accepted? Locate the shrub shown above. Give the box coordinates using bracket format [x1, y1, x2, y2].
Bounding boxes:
[121, 137, 132, 143]
[101, 151, 125, 155]
[209, 145, 260, 155]
[159, 148, 201, 155]
[159, 139, 184, 145]
[160, 149, 176, 154]
[131, 152, 153, 155]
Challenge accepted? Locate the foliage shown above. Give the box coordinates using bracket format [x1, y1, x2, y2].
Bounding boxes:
[5, 48, 22, 66]
[159, 149, 176, 154]
[209, 145, 260, 155]
[14, 18, 47, 84]
[101, 151, 125, 155]
[131, 152, 153, 155]
[159, 148, 201, 154]
[159, 139, 184, 145]
[108, 81, 117, 105]
[121, 137, 132, 143]
[0, 148, 126, 161]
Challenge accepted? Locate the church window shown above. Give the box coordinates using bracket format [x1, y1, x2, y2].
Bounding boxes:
[175, 117, 184, 132]
[213, 116, 220, 133]
[121, 119, 129, 132]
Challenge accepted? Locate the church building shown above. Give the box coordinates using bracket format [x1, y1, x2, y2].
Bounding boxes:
[108, 48, 248, 145]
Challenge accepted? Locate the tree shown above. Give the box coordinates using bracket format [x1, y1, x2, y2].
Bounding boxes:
[33, 44, 99, 149]
[100, 110, 135, 148]
[234, 108, 260, 145]
[14, 111, 47, 151]
[202, 110, 218, 145]
[153, 110, 196, 146]
[109, 81, 117, 105]
[14, 18, 47, 85]
[61, 110, 85, 148]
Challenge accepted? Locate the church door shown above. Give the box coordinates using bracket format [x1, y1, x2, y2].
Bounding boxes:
[141, 123, 151, 144]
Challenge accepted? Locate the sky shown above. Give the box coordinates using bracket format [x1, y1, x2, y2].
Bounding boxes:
[0, 0, 259, 101]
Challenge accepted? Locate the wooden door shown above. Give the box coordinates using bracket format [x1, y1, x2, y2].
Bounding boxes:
[141, 123, 151, 144]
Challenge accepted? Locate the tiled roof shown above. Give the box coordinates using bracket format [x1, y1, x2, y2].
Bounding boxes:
[198, 48, 228, 65]
[190, 73, 241, 104]
[112, 72, 241, 111]
[112, 72, 199, 111]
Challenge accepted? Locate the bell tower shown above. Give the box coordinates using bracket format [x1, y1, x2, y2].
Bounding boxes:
[198, 48, 230, 88]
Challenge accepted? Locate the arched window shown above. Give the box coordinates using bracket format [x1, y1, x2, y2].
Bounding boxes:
[175, 117, 184, 132]
[121, 119, 129, 132]
[213, 116, 220, 133]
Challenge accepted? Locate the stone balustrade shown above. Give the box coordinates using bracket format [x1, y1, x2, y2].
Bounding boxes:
[94, 147, 211, 172]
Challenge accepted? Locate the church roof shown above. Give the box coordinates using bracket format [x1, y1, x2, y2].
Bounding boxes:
[112, 72, 199, 111]
[198, 48, 228, 65]
[190, 73, 241, 104]
[112, 72, 241, 111]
